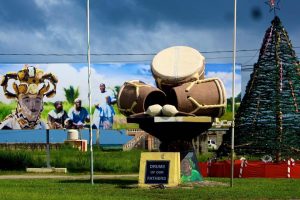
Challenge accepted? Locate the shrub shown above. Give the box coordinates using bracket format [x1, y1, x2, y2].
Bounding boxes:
[0, 150, 36, 170]
[0, 148, 141, 173]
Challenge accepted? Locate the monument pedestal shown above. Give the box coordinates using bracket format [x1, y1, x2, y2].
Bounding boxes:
[138, 152, 180, 188]
[127, 116, 213, 187]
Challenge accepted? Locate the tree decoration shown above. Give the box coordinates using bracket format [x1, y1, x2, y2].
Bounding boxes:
[234, 16, 300, 160]
[265, 0, 281, 15]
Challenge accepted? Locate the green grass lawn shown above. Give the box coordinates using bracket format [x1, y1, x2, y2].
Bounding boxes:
[0, 177, 299, 200]
[0, 148, 142, 173]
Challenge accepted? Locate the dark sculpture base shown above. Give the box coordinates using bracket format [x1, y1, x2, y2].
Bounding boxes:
[127, 116, 213, 153]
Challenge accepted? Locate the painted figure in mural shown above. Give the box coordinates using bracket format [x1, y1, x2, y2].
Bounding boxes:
[47, 101, 68, 129]
[181, 158, 202, 183]
[92, 83, 116, 129]
[67, 98, 90, 129]
[0, 65, 57, 129]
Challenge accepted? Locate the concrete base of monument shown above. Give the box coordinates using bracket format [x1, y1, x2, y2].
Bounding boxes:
[138, 152, 181, 188]
[26, 167, 67, 173]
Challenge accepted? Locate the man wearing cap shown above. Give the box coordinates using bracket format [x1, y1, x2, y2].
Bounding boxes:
[47, 101, 68, 129]
[92, 83, 116, 129]
[68, 98, 90, 129]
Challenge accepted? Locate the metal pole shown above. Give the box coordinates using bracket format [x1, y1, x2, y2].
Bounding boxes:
[231, 0, 237, 187]
[87, 0, 94, 185]
[96, 129, 100, 146]
[46, 129, 51, 168]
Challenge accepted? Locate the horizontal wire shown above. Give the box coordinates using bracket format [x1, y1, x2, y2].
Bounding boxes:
[0, 47, 299, 56]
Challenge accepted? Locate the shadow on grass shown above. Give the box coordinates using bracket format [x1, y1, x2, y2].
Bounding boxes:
[59, 178, 138, 189]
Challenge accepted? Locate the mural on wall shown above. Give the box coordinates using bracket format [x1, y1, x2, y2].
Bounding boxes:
[0, 63, 152, 130]
[0, 63, 240, 130]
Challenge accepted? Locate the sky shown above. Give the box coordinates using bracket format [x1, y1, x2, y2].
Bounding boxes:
[0, 0, 299, 96]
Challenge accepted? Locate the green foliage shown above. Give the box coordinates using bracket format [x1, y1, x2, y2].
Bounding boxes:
[113, 104, 121, 115]
[63, 86, 80, 104]
[197, 152, 215, 162]
[0, 101, 17, 121]
[226, 92, 241, 106]
[220, 103, 240, 121]
[93, 150, 140, 173]
[0, 148, 141, 173]
[113, 104, 139, 130]
[0, 150, 44, 170]
[220, 111, 233, 121]
[219, 94, 241, 121]
[40, 102, 53, 120]
[114, 86, 120, 97]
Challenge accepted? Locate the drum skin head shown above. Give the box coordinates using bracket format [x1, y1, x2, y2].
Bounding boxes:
[151, 46, 205, 81]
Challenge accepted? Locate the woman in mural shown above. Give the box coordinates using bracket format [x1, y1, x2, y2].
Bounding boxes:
[181, 158, 202, 183]
[0, 65, 57, 129]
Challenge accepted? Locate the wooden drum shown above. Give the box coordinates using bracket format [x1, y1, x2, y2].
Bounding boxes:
[169, 78, 226, 118]
[117, 80, 166, 116]
[151, 46, 205, 93]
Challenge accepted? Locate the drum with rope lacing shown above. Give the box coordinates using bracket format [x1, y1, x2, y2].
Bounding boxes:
[117, 80, 167, 116]
[169, 78, 227, 118]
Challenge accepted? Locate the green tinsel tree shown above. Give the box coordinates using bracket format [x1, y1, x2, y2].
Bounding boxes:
[235, 16, 300, 160]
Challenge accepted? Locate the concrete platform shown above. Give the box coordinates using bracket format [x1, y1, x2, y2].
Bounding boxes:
[26, 168, 67, 173]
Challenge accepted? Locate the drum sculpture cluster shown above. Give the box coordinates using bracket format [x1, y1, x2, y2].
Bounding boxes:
[118, 46, 227, 152]
[117, 46, 226, 118]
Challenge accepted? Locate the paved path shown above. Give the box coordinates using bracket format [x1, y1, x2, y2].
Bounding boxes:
[0, 174, 138, 180]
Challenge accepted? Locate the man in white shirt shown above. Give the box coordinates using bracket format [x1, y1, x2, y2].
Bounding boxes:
[93, 83, 116, 129]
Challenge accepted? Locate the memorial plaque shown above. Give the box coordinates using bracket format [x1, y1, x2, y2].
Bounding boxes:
[145, 160, 170, 184]
[138, 152, 180, 187]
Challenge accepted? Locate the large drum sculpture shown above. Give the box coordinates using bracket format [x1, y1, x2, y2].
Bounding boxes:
[118, 46, 227, 152]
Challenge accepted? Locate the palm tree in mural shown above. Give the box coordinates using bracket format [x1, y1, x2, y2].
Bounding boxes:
[114, 86, 120, 97]
[63, 86, 80, 104]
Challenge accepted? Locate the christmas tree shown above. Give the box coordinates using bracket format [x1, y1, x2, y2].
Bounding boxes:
[235, 16, 300, 160]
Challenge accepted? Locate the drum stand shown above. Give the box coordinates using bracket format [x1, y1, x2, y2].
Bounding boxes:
[127, 116, 213, 154]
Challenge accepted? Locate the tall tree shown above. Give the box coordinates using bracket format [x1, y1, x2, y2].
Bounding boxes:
[235, 16, 300, 160]
[63, 86, 80, 104]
